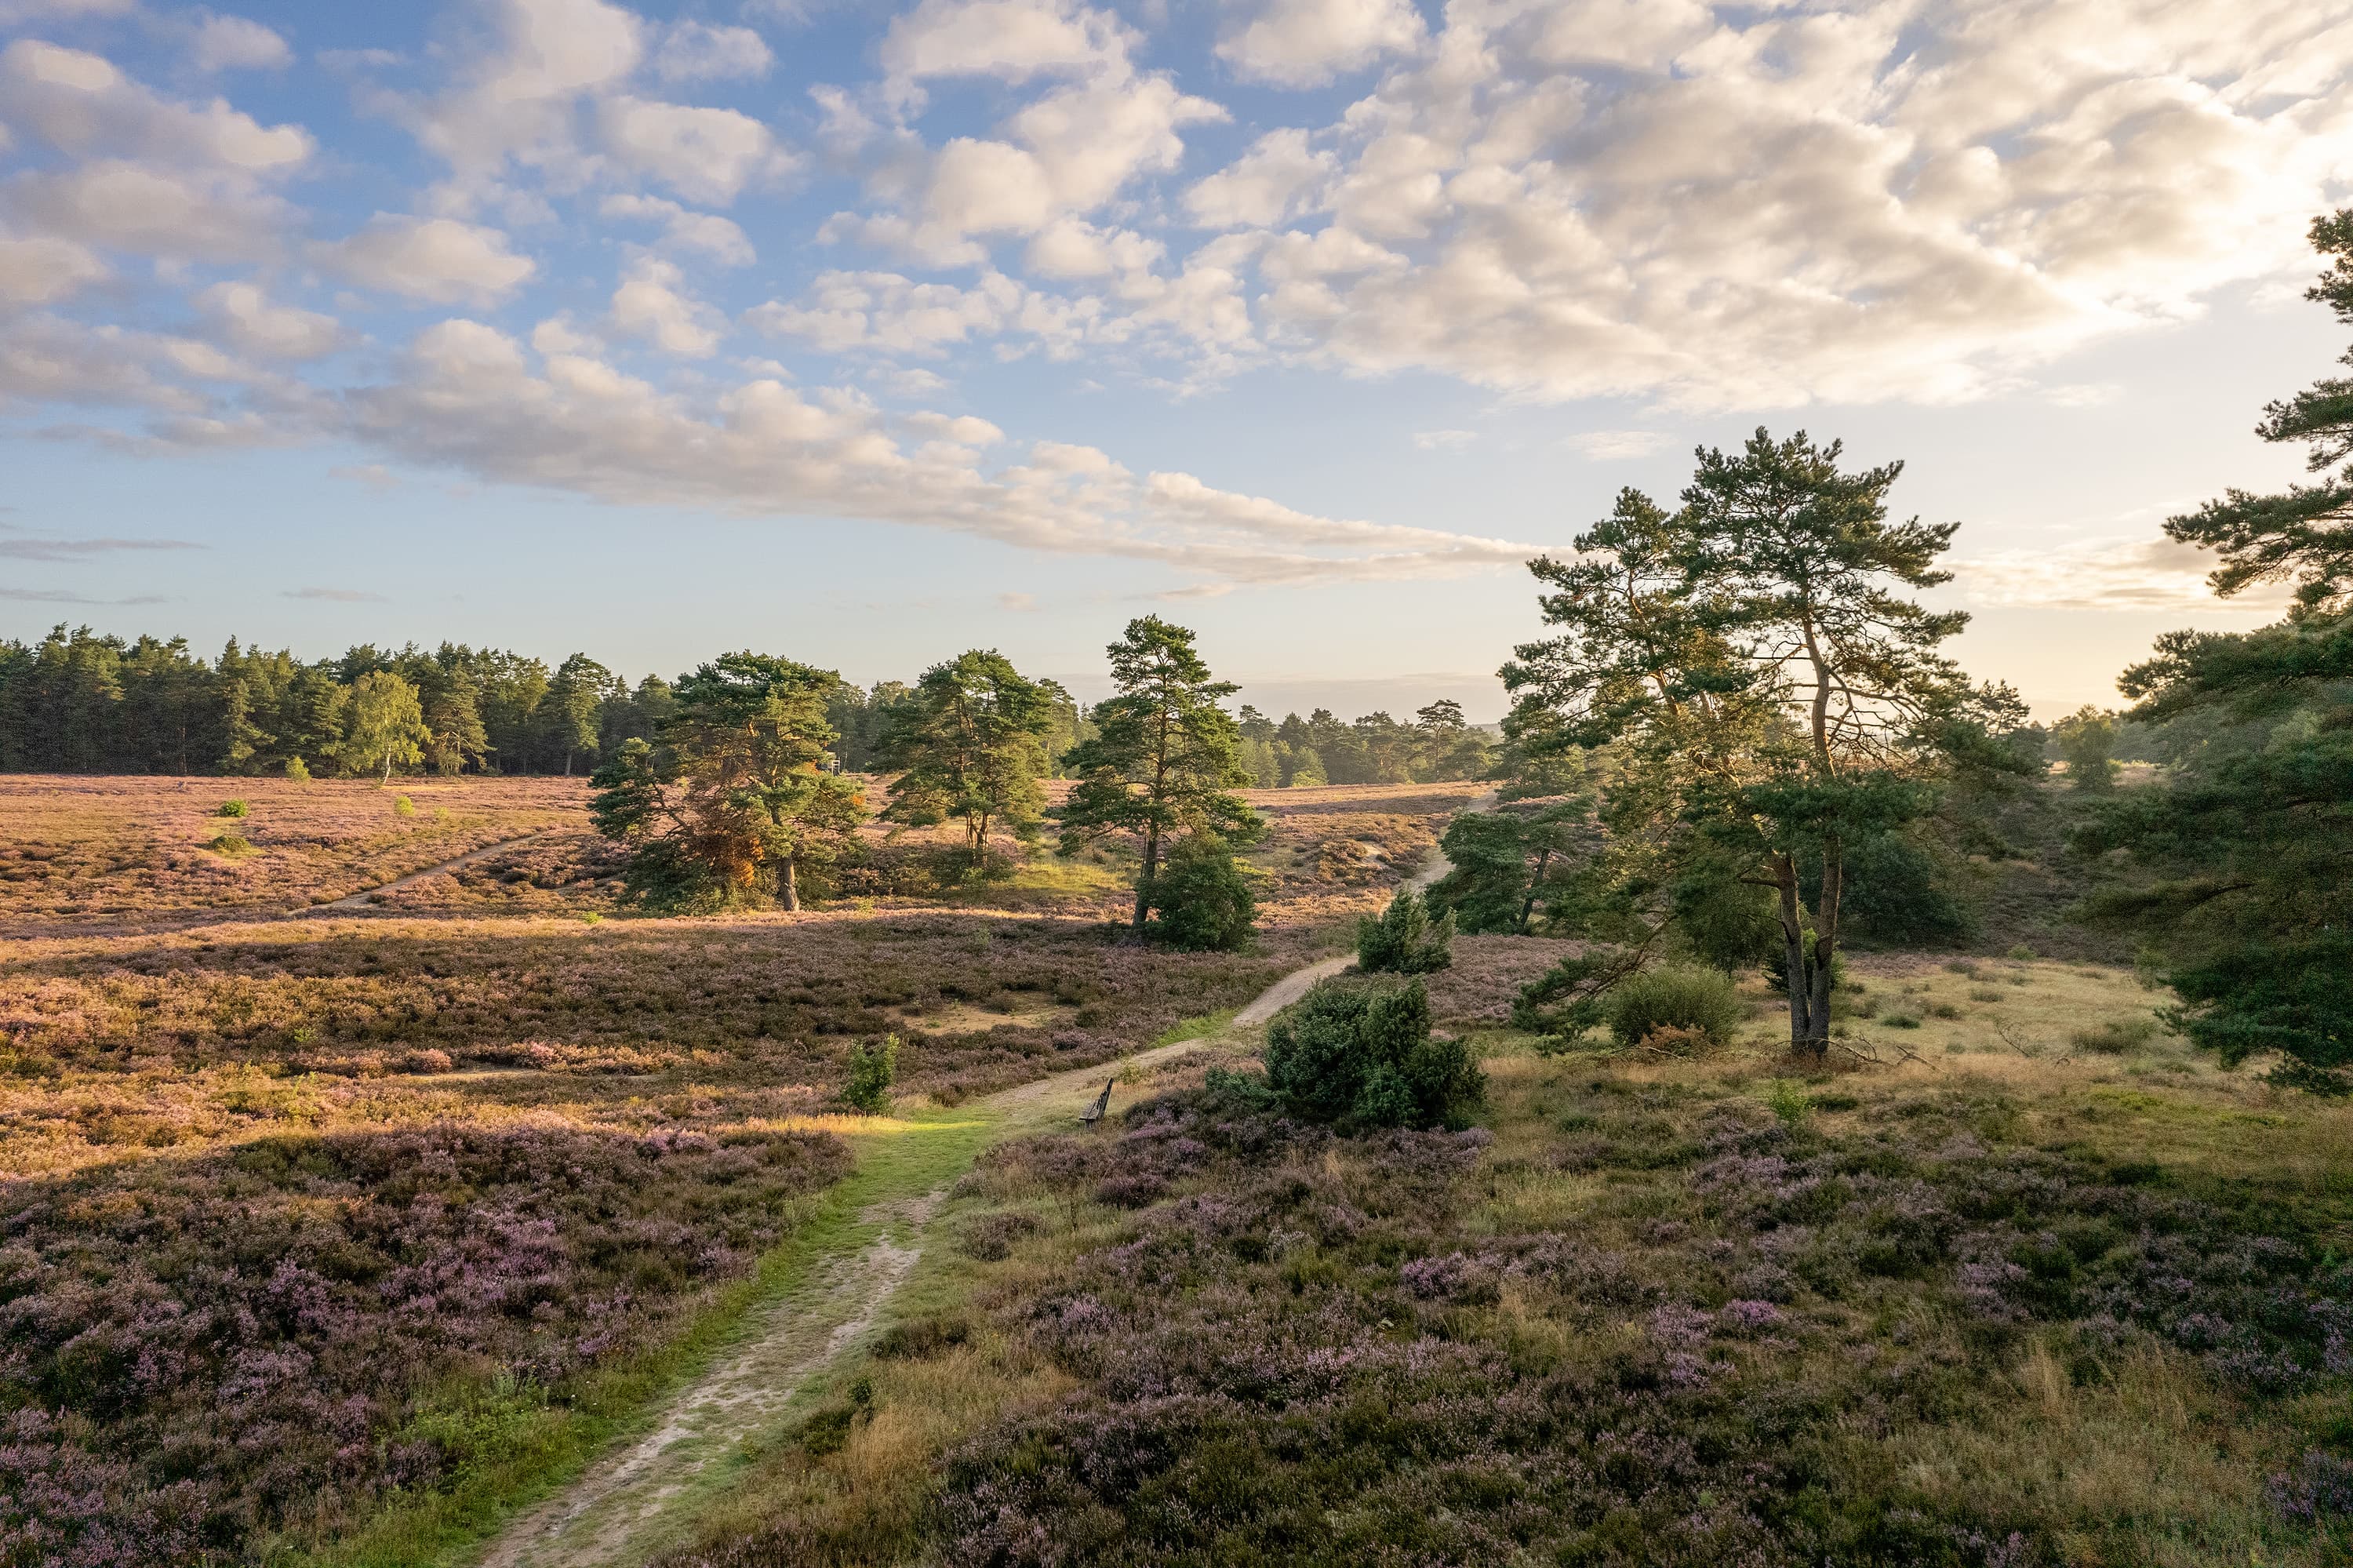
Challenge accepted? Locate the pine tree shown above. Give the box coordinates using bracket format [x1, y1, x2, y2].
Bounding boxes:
[1504, 442, 2025, 1057]
[2077, 209, 2353, 1089]
[878, 649, 1056, 872]
[1057, 617, 1262, 932]
[590, 653, 866, 912]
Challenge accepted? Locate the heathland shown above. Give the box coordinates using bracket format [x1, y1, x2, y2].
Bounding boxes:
[2, 769, 2348, 1567]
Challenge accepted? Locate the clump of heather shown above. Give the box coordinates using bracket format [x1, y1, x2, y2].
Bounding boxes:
[0, 1119, 847, 1560]
[922, 1077, 2351, 1566]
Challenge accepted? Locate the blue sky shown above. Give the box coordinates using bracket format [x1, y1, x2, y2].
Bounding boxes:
[1, 0, 2347, 718]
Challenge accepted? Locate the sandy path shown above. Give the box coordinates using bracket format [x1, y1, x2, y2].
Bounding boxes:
[467, 806, 1494, 1566]
[478, 1192, 937, 1568]
[300, 831, 544, 914]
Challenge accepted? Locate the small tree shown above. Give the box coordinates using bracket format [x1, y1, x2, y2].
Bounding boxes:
[879, 649, 1056, 873]
[1057, 617, 1262, 931]
[284, 755, 309, 784]
[1356, 886, 1453, 973]
[842, 1035, 898, 1114]
[1264, 977, 1481, 1130]
[1147, 833, 1257, 951]
[336, 671, 429, 784]
[590, 653, 867, 912]
[2050, 705, 2118, 790]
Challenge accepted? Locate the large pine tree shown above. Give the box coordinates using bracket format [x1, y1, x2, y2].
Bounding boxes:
[2077, 210, 2353, 1089]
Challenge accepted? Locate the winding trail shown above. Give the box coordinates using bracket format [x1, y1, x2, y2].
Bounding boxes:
[468, 801, 1493, 1567]
[300, 831, 544, 915]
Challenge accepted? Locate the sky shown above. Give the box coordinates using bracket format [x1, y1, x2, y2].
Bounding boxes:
[1, 0, 2348, 720]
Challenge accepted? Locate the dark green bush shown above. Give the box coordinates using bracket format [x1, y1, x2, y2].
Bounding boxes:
[1355, 886, 1453, 974]
[1802, 834, 1972, 947]
[1606, 962, 1743, 1050]
[1147, 834, 1256, 952]
[1264, 977, 1481, 1130]
[842, 1034, 898, 1113]
[215, 799, 248, 818]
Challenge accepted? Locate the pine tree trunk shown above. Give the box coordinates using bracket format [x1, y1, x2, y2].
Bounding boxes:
[1133, 824, 1158, 931]
[780, 855, 799, 912]
[1518, 846, 1552, 934]
[1777, 854, 1820, 1056]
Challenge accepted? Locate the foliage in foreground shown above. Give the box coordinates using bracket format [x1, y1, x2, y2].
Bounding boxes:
[0, 1122, 849, 1563]
[912, 1078, 2351, 1566]
[1355, 886, 1454, 974]
[1263, 977, 1481, 1130]
[2077, 208, 2353, 1090]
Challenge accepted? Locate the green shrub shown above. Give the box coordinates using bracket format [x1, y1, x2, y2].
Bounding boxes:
[392, 795, 416, 817]
[1356, 886, 1453, 974]
[1147, 835, 1256, 953]
[842, 1034, 899, 1113]
[284, 756, 309, 784]
[205, 833, 253, 857]
[2006, 944, 2036, 961]
[1882, 1011, 1923, 1029]
[215, 799, 248, 818]
[1606, 963, 1742, 1050]
[1766, 1079, 1811, 1126]
[1264, 977, 1481, 1130]
[2071, 1017, 2158, 1055]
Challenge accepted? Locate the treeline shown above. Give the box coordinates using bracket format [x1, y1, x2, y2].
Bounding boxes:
[0, 622, 1495, 787]
[0, 626, 1092, 781]
[1235, 701, 1493, 787]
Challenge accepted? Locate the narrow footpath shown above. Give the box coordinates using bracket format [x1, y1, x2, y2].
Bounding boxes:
[469, 803, 1488, 1566]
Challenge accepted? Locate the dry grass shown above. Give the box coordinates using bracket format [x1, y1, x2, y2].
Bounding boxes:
[0, 775, 588, 932]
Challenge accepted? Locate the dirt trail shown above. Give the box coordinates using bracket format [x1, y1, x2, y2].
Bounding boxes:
[467, 804, 1493, 1566]
[479, 1192, 937, 1568]
[300, 832, 543, 915]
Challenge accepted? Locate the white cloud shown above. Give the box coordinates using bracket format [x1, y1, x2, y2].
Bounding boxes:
[1214, 0, 2353, 407]
[0, 42, 311, 262]
[196, 280, 344, 359]
[842, 0, 1225, 260]
[1956, 536, 2297, 613]
[1185, 127, 1333, 228]
[1566, 429, 1669, 460]
[1413, 428, 1475, 451]
[0, 233, 106, 306]
[190, 14, 293, 74]
[398, 0, 642, 200]
[598, 194, 755, 265]
[598, 96, 794, 206]
[1216, 0, 1424, 88]
[750, 269, 1029, 356]
[608, 256, 725, 355]
[0, 40, 310, 168]
[8, 161, 291, 261]
[0, 0, 136, 24]
[652, 20, 773, 82]
[318, 214, 536, 305]
[339, 318, 1547, 586]
[879, 0, 1133, 95]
